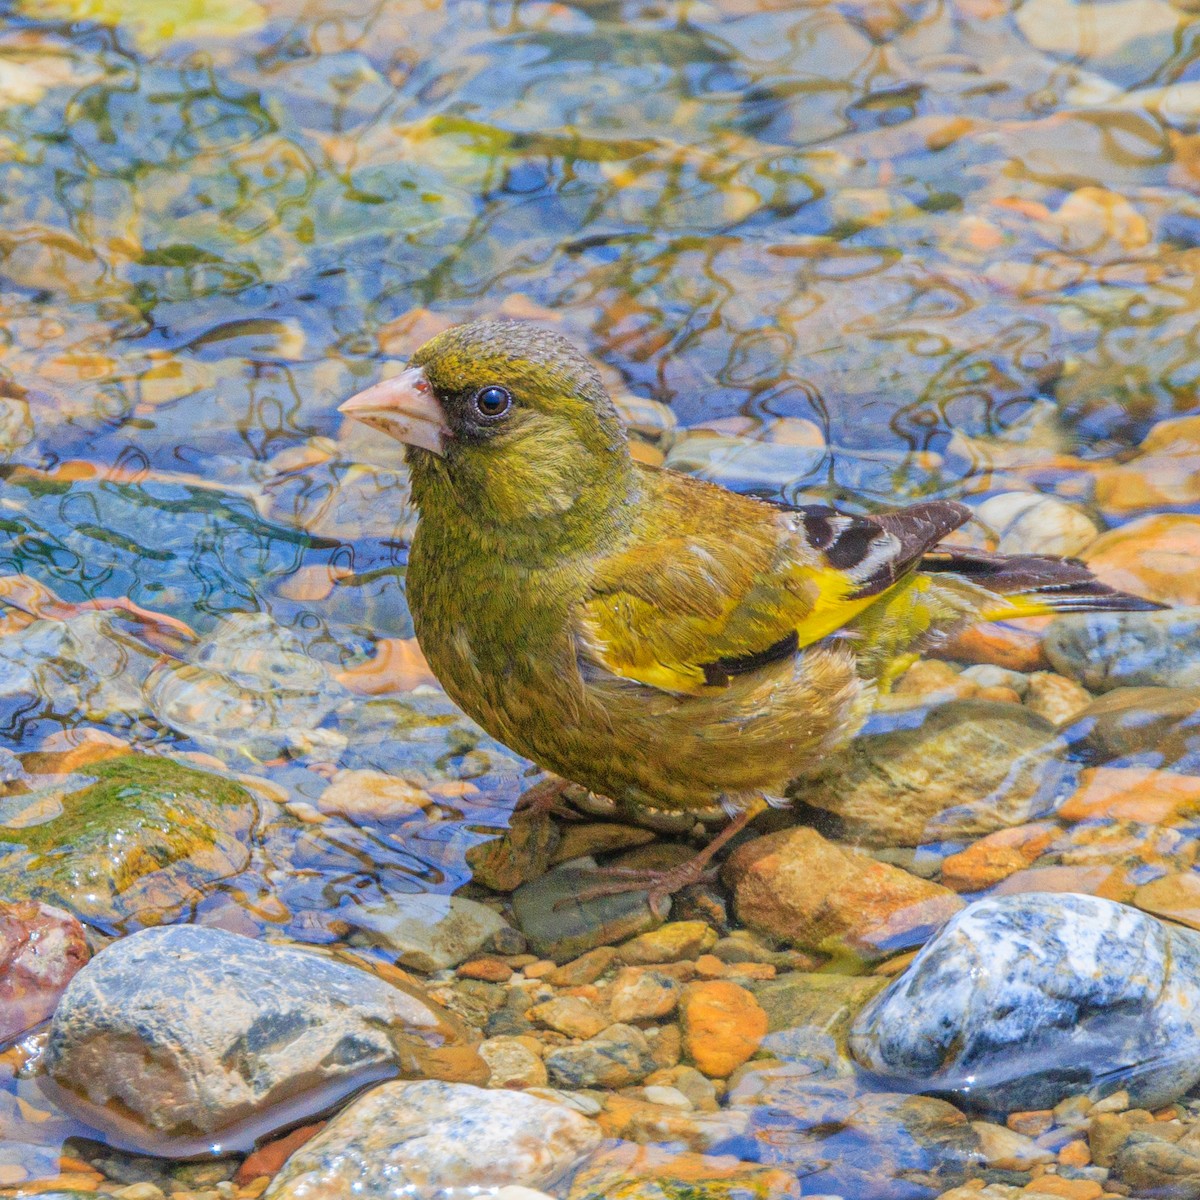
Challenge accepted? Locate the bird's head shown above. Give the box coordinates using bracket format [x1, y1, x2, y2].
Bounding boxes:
[339, 319, 635, 533]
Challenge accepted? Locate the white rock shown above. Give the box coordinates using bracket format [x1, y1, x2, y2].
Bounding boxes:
[263, 1080, 601, 1199]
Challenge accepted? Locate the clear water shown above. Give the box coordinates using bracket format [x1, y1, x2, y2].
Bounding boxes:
[0, 0, 1198, 1188]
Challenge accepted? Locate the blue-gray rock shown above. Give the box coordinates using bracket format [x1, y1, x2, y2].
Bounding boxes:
[1045, 607, 1200, 692]
[263, 1079, 601, 1199]
[849, 892, 1200, 1113]
[42, 924, 485, 1156]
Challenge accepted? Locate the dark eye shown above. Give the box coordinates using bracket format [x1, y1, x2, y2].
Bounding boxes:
[473, 385, 512, 419]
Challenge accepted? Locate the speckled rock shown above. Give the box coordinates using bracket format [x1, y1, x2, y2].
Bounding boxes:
[545, 1022, 659, 1088]
[798, 701, 1072, 846]
[479, 1036, 548, 1089]
[609, 968, 682, 1022]
[0, 755, 261, 932]
[1045, 607, 1200, 692]
[263, 1080, 601, 1199]
[0, 900, 89, 1042]
[43, 924, 485, 1155]
[850, 893, 1200, 1112]
[512, 863, 665, 963]
[344, 892, 510, 971]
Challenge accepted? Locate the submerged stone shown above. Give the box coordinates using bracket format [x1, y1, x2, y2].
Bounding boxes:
[43, 924, 486, 1156]
[1059, 686, 1200, 764]
[798, 701, 1072, 846]
[146, 612, 350, 760]
[0, 610, 160, 729]
[724, 826, 962, 963]
[722, 1063, 983, 1199]
[0, 755, 260, 931]
[565, 1142, 802, 1199]
[1045, 606, 1200, 692]
[262, 1079, 600, 1199]
[849, 893, 1200, 1113]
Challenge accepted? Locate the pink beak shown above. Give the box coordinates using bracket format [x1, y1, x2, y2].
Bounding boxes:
[338, 365, 449, 456]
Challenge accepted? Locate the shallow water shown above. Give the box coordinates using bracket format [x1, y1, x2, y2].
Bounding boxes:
[1, 0, 1199, 1192]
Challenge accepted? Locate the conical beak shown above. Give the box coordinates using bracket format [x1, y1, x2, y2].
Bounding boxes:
[338, 365, 449, 456]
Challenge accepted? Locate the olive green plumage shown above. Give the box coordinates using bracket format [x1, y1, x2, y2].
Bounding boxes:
[344, 318, 1161, 822]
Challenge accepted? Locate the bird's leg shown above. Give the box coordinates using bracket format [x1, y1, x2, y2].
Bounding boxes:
[570, 799, 765, 919]
[514, 775, 582, 820]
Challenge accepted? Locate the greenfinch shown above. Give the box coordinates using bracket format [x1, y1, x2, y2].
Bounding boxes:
[340, 319, 1160, 905]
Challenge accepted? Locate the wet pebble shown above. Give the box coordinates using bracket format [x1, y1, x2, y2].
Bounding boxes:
[315, 768, 433, 822]
[544, 1022, 659, 1088]
[43, 924, 484, 1155]
[1082, 515, 1200, 607]
[0, 899, 88, 1042]
[850, 892, 1200, 1112]
[511, 863, 665, 963]
[972, 492, 1100, 558]
[723, 825, 962, 963]
[679, 980, 768, 1078]
[1061, 685, 1200, 764]
[262, 1079, 600, 1199]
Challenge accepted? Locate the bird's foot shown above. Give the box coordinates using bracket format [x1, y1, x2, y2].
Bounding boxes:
[568, 859, 720, 920]
[514, 776, 584, 821]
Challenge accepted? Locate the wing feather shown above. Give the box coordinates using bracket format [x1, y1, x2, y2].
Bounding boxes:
[574, 470, 969, 696]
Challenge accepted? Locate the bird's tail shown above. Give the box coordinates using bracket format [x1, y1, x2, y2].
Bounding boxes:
[844, 545, 1164, 690]
[917, 547, 1166, 619]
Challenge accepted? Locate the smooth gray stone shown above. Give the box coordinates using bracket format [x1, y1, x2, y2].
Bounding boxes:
[1045, 607, 1200, 692]
[849, 892, 1200, 1113]
[43, 924, 480, 1156]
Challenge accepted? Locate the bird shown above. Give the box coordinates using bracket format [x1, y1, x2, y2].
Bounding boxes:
[339, 318, 1163, 911]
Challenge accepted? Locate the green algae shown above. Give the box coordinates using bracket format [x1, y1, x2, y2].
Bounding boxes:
[0, 755, 260, 931]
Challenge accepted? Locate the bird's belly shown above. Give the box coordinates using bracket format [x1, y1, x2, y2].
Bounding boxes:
[427, 618, 870, 812]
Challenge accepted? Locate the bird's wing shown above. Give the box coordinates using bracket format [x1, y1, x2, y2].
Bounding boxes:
[575, 473, 970, 695]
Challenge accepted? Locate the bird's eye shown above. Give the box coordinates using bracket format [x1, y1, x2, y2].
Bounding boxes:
[473, 385, 513, 419]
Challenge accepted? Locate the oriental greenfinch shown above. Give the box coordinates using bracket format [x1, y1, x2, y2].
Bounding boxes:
[339, 319, 1161, 908]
